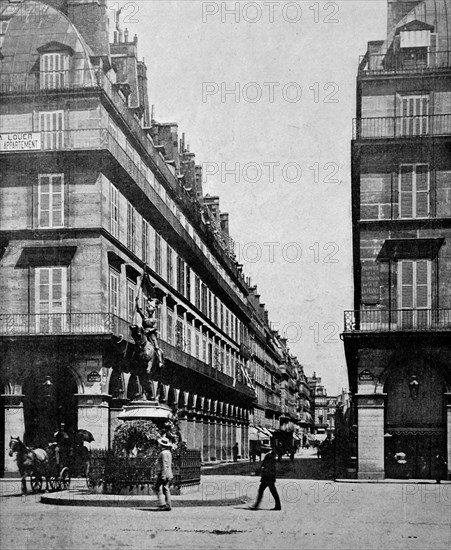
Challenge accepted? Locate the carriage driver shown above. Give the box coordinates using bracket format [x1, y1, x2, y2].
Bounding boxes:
[135, 296, 164, 368]
[53, 422, 70, 467]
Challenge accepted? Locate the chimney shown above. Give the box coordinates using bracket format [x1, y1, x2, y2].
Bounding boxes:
[67, 0, 110, 58]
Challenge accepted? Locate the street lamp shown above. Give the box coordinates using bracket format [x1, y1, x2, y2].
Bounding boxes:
[43, 375, 53, 397]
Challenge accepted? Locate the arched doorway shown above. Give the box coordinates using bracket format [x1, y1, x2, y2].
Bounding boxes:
[384, 359, 447, 479]
[22, 365, 78, 448]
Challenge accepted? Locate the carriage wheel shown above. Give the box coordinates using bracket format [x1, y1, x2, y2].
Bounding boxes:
[60, 467, 71, 490]
[50, 476, 61, 491]
[30, 472, 42, 493]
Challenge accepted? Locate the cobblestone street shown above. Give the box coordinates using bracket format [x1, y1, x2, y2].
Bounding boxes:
[1, 473, 450, 550]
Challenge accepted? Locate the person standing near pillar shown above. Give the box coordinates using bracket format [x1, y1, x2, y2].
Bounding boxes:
[249, 445, 281, 511]
[232, 442, 239, 462]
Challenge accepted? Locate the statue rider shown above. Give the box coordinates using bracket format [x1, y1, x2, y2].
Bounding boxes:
[135, 296, 164, 368]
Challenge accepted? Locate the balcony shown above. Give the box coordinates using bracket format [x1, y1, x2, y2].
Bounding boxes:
[353, 114, 451, 140]
[0, 313, 130, 338]
[358, 50, 451, 77]
[160, 340, 255, 398]
[343, 309, 451, 333]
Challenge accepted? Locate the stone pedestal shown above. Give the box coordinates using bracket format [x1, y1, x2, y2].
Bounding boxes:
[357, 393, 386, 479]
[77, 394, 110, 449]
[3, 394, 25, 474]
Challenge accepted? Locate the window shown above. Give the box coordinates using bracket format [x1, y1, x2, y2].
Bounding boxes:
[220, 304, 224, 331]
[127, 202, 136, 253]
[195, 330, 200, 359]
[166, 245, 174, 286]
[155, 233, 162, 275]
[109, 270, 119, 316]
[194, 276, 200, 309]
[127, 282, 135, 322]
[201, 284, 207, 315]
[176, 256, 185, 295]
[35, 267, 67, 333]
[185, 265, 191, 301]
[214, 297, 218, 326]
[110, 184, 119, 238]
[38, 174, 64, 228]
[398, 260, 431, 328]
[186, 325, 192, 355]
[175, 317, 184, 350]
[400, 95, 429, 136]
[142, 219, 150, 263]
[166, 309, 174, 344]
[40, 53, 69, 89]
[399, 164, 429, 219]
[39, 111, 64, 150]
[202, 335, 207, 363]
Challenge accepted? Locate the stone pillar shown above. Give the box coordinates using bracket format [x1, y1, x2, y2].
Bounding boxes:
[3, 394, 25, 474]
[209, 419, 217, 461]
[242, 423, 249, 459]
[77, 394, 110, 449]
[356, 393, 386, 479]
[446, 393, 451, 479]
[194, 416, 203, 458]
[178, 416, 188, 445]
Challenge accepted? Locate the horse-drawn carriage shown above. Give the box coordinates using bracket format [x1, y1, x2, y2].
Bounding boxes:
[9, 430, 92, 494]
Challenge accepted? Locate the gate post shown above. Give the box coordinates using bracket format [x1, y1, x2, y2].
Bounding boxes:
[356, 393, 386, 479]
[3, 394, 25, 474]
[446, 393, 451, 480]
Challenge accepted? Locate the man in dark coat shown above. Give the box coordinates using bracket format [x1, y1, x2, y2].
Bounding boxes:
[249, 445, 281, 510]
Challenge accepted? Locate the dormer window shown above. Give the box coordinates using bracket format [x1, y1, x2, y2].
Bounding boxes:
[40, 53, 69, 89]
[394, 20, 436, 69]
[37, 42, 74, 90]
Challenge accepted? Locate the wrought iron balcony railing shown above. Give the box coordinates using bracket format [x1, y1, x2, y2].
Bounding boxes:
[353, 114, 451, 140]
[343, 309, 451, 333]
[358, 50, 451, 76]
[0, 313, 130, 338]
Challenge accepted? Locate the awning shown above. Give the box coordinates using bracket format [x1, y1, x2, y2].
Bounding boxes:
[377, 238, 444, 262]
[258, 427, 273, 438]
[249, 426, 261, 441]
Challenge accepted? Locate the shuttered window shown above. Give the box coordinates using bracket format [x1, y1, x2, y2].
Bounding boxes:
[400, 95, 429, 136]
[127, 202, 136, 253]
[155, 233, 162, 275]
[39, 111, 64, 150]
[398, 260, 431, 328]
[399, 164, 429, 219]
[109, 270, 119, 316]
[38, 174, 64, 228]
[110, 184, 119, 238]
[35, 267, 67, 332]
[40, 53, 69, 89]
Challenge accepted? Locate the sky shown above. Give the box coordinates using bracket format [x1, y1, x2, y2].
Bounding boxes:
[111, 0, 388, 394]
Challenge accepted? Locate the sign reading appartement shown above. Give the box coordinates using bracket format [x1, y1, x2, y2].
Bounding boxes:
[0, 133, 41, 151]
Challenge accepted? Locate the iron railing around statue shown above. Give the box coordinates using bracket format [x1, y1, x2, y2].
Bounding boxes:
[87, 449, 201, 495]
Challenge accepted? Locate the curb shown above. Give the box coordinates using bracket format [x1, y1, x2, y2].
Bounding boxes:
[40, 492, 248, 508]
[335, 478, 451, 484]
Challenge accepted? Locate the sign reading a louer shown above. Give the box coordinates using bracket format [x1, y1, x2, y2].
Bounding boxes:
[0, 132, 41, 151]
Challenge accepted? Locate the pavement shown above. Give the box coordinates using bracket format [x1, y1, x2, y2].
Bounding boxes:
[1, 450, 450, 549]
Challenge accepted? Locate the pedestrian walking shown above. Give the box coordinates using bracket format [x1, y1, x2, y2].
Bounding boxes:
[249, 445, 281, 511]
[232, 442, 239, 462]
[154, 437, 173, 511]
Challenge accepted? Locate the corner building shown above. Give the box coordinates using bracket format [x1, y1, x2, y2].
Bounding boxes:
[0, 0, 262, 473]
[343, 0, 451, 479]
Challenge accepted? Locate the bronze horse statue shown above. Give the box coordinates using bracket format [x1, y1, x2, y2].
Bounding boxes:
[129, 324, 158, 374]
[8, 436, 50, 494]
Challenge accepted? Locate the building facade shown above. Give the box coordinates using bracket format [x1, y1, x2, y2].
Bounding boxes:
[343, 0, 451, 479]
[0, 0, 309, 474]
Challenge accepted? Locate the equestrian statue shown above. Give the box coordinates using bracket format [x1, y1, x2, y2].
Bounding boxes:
[128, 271, 165, 400]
